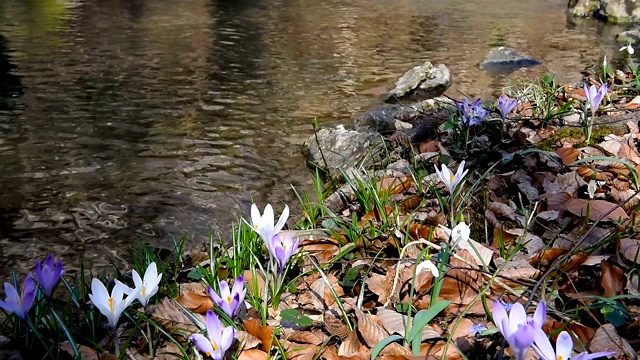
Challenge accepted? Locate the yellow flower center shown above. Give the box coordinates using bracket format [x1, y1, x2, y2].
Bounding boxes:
[213, 341, 219, 351]
[558, 357, 563, 360]
[227, 295, 232, 304]
[450, 175, 455, 183]
[108, 297, 114, 314]
[206, 351, 211, 356]
[141, 285, 146, 297]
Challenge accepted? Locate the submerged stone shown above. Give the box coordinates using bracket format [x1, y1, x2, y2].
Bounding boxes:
[568, 0, 640, 23]
[479, 47, 541, 72]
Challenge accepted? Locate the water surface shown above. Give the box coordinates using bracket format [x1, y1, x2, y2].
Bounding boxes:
[0, 0, 629, 275]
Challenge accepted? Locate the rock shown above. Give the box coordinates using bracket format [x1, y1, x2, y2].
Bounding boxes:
[354, 97, 451, 134]
[616, 29, 640, 44]
[567, 0, 600, 17]
[385, 62, 451, 103]
[479, 47, 541, 72]
[302, 125, 384, 181]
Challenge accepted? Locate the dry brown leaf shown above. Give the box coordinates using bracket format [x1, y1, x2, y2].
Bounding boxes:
[148, 298, 203, 340]
[301, 238, 339, 264]
[284, 341, 321, 360]
[600, 261, 626, 298]
[545, 192, 573, 212]
[238, 349, 269, 360]
[236, 330, 262, 351]
[543, 320, 595, 349]
[437, 250, 487, 315]
[376, 177, 413, 196]
[543, 171, 587, 196]
[619, 238, 640, 264]
[488, 201, 516, 220]
[175, 292, 213, 314]
[338, 331, 368, 357]
[244, 318, 274, 353]
[366, 272, 393, 305]
[419, 140, 440, 154]
[565, 199, 629, 221]
[287, 330, 329, 345]
[299, 273, 344, 307]
[59, 343, 98, 360]
[484, 209, 501, 228]
[324, 347, 369, 360]
[556, 147, 580, 165]
[354, 308, 411, 356]
[154, 342, 185, 360]
[178, 282, 208, 296]
[376, 308, 440, 340]
[589, 324, 636, 359]
[244, 270, 265, 298]
[324, 308, 350, 340]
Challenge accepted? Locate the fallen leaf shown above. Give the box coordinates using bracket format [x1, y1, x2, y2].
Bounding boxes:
[565, 199, 629, 221]
[238, 349, 269, 360]
[148, 299, 203, 341]
[619, 238, 640, 264]
[600, 261, 626, 298]
[354, 307, 411, 356]
[556, 147, 580, 165]
[589, 324, 636, 360]
[59, 343, 98, 360]
[175, 292, 213, 314]
[338, 331, 367, 356]
[376, 308, 440, 340]
[243, 318, 274, 353]
[287, 330, 329, 345]
[244, 270, 266, 298]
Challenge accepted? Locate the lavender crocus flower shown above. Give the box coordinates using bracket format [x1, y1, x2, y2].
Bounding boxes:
[456, 98, 488, 126]
[533, 330, 615, 360]
[583, 83, 608, 119]
[270, 233, 300, 272]
[0, 273, 36, 320]
[35, 254, 64, 299]
[493, 300, 546, 360]
[496, 95, 518, 121]
[191, 310, 235, 360]
[208, 276, 246, 318]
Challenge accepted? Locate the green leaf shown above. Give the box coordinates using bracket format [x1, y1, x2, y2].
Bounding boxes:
[602, 306, 626, 326]
[281, 308, 314, 327]
[321, 218, 338, 229]
[406, 300, 450, 344]
[370, 334, 404, 359]
[187, 268, 205, 280]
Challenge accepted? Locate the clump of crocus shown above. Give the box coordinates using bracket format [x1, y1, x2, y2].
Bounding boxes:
[89, 278, 139, 356]
[434, 160, 468, 196]
[209, 276, 246, 318]
[0, 273, 36, 320]
[493, 300, 546, 360]
[533, 330, 615, 360]
[456, 98, 488, 126]
[583, 83, 608, 119]
[191, 310, 235, 360]
[496, 95, 518, 121]
[120, 262, 162, 309]
[35, 254, 64, 300]
[250, 203, 289, 244]
[269, 233, 300, 273]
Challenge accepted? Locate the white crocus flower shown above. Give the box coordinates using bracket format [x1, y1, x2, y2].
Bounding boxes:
[620, 44, 635, 55]
[249, 203, 289, 245]
[451, 222, 471, 247]
[416, 260, 440, 278]
[434, 161, 468, 195]
[120, 262, 162, 308]
[89, 278, 139, 328]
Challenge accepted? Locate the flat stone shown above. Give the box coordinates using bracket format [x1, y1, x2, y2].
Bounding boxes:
[567, 0, 600, 17]
[616, 29, 640, 44]
[385, 61, 451, 103]
[480, 47, 541, 72]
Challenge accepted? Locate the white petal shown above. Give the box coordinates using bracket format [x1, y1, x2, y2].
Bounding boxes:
[274, 205, 289, 234]
[556, 331, 573, 360]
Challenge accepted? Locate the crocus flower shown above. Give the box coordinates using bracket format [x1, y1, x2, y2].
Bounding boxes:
[583, 83, 608, 119]
[89, 278, 139, 328]
[120, 262, 162, 308]
[249, 203, 289, 245]
[208, 276, 246, 318]
[533, 330, 616, 360]
[456, 98, 488, 126]
[416, 260, 439, 277]
[0, 273, 36, 320]
[493, 300, 546, 360]
[191, 310, 235, 360]
[35, 254, 64, 299]
[434, 161, 468, 195]
[270, 233, 300, 272]
[496, 95, 518, 121]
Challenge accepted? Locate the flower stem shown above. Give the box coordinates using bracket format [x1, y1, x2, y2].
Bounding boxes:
[114, 325, 120, 358]
[146, 321, 153, 357]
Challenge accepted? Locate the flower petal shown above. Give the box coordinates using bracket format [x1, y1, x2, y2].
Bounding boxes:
[508, 302, 527, 332]
[555, 331, 573, 360]
[532, 327, 556, 360]
[533, 301, 546, 328]
[191, 333, 214, 356]
[274, 205, 289, 234]
[220, 325, 235, 352]
[492, 300, 508, 336]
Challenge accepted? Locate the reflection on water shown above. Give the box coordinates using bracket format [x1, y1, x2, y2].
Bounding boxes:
[0, 0, 629, 275]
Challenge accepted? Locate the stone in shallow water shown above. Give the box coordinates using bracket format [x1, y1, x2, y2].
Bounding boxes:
[616, 29, 640, 45]
[385, 61, 451, 103]
[479, 47, 540, 72]
[567, 0, 600, 17]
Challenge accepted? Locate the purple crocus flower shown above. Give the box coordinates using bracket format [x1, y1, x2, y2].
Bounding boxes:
[270, 233, 300, 273]
[456, 98, 488, 126]
[493, 300, 546, 360]
[208, 276, 246, 318]
[583, 83, 608, 118]
[496, 95, 518, 120]
[533, 330, 615, 360]
[35, 254, 64, 299]
[0, 273, 36, 320]
[191, 310, 235, 360]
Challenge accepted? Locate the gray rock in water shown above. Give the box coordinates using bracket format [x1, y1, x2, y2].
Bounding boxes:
[302, 125, 384, 181]
[616, 29, 640, 44]
[354, 97, 450, 134]
[385, 61, 451, 103]
[480, 47, 541, 72]
[567, 0, 600, 17]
